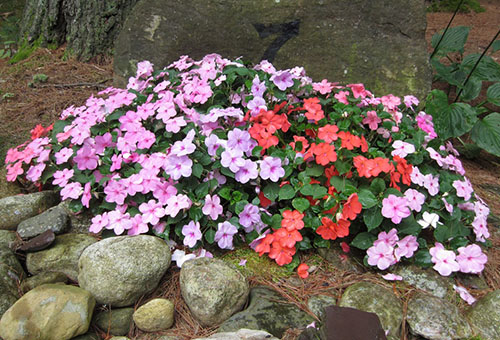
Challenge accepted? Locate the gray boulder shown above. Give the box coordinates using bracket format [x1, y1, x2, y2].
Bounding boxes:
[94, 307, 134, 336]
[180, 257, 249, 327]
[0, 230, 17, 250]
[394, 264, 452, 299]
[317, 247, 364, 273]
[17, 205, 69, 238]
[466, 290, 500, 340]
[218, 286, 315, 338]
[339, 282, 403, 340]
[114, 0, 431, 98]
[193, 329, 279, 340]
[78, 235, 171, 307]
[26, 233, 97, 281]
[307, 294, 336, 320]
[0, 191, 59, 230]
[407, 292, 472, 340]
[133, 298, 175, 332]
[0, 284, 95, 340]
[0, 246, 25, 317]
[20, 271, 68, 293]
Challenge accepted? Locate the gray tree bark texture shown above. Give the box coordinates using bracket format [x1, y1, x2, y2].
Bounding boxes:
[20, 0, 140, 60]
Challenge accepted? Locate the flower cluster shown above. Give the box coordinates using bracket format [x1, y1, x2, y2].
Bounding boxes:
[5, 55, 489, 276]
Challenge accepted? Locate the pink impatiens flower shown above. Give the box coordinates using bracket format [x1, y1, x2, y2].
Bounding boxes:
[202, 194, 223, 220]
[456, 244, 487, 274]
[182, 221, 202, 248]
[53, 169, 74, 187]
[238, 203, 261, 232]
[429, 243, 459, 276]
[139, 199, 166, 225]
[60, 182, 83, 200]
[362, 110, 381, 130]
[453, 285, 476, 305]
[271, 71, 294, 91]
[214, 221, 238, 250]
[164, 194, 191, 218]
[367, 242, 396, 270]
[381, 195, 411, 224]
[453, 179, 474, 201]
[259, 157, 285, 182]
[394, 235, 419, 260]
[404, 189, 426, 212]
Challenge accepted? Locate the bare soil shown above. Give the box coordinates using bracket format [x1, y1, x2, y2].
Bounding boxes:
[0, 2, 499, 339]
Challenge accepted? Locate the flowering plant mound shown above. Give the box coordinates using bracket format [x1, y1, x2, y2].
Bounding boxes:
[5, 54, 490, 277]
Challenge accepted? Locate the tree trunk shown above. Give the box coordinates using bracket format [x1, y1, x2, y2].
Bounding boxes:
[20, 0, 140, 60]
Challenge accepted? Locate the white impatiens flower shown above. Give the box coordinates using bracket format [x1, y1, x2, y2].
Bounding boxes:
[171, 249, 196, 268]
[417, 211, 442, 229]
[391, 140, 416, 158]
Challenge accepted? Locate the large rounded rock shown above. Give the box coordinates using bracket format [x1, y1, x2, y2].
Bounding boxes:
[0, 230, 17, 249]
[20, 271, 68, 293]
[133, 298, 174, 332]
[218, 286, 315, 338]
[193, 329, 279, 340]
[0, 246, 25, 317]
[394, 264, 451, 299]
[17, 205, 69, 238]
[94, 307, 134, 336]
[466, 290, 500, 340]
[339, 282, 403, 340]
[0, 191, 59, 230]
[407, 292, 472, 340]
[78, 235, 171, 307]
[180, 257, 249, 326]
[0, 284, 95, 340]
[26, 233, 97, 281]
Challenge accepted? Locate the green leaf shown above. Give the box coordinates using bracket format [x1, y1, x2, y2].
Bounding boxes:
[370, 178, 386, 195]
[431, 26, 469, 57]
[334, 160, 351, 175]
[205, 229, 215, 244]
[189, 207, 203, 222]
[278, 184, 296, 200]
[192, 163, 203, 178]
[313, 236, 331, 248]
[351, 232, 376, 250]
[218, 187, 232, 200]
[305, 164, 325, 177]
[434, 225, 449, 243]
[300, 184, 327, 199]
[459, 77, 482, 102]
[235, 200, 249, 214]
[462, 54, 500, 82]
[414, 250, 432, 268]
[195, 181, 210, 199]
[363, 207, 383, 231]
[263, 183, 280, 202]
[470, 113, 500, 157]
[357, 189, 378, 209]
[292, 198, 310, 212]
[486, 83, 500, 105]
[252, 146, 263, 157]
[492, 40, 500, 53]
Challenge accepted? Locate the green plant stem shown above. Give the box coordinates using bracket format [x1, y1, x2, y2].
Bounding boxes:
[430, 0, 465, 59]
[457, 136, 466, 146]
[455, 28, 500, 102]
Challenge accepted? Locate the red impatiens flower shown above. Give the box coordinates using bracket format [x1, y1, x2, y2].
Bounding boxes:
[338, 131, 361, 150]
[342, 193, 362, 220]
[297, 263, 310, 278]
[268, 242, 296, 266]
[282, 210, 305, 231]
[313, 143, 337, 166]
[303, 97, 324, 122]
[318, 124, 339, 143]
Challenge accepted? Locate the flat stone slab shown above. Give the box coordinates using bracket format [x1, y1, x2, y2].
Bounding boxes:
[114, 0, 431, 98]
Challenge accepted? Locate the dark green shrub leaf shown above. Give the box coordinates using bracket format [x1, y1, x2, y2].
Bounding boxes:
[305, 164, 325, 177]
[278, 184, 296, 200]
[363, 207, 383, 231]
[263, 183, 280, 201]
[370, 178, 386, 195]
[351, 232, 376, 250]
[493, 40, 500, 53]
[292, 197, 310, 212]
[205, 229, 215, 244]
[431, 26, 470, 57]
[192, 163, 203, 178]
[486, 83, 500, 105]
[458, 77, 482, 102]
[462, 54, 500, 82]
[470, 113, 500, 157]
[357, 189, 378, 209]
[414, 250, 432, 268]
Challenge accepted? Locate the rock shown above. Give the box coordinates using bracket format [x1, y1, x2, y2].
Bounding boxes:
[218, 286, 315, 338]
[26, 233, 97, 281]
[114, 0, 431, 98]
[339, 282, 402, 340]
[18, 229, 56, 252]
[94, 307, 134, 336]
[394, 264, 451, 298]
[180, 257, 249, 326]
[320, 306, 387, 340]
[20, 271, 68, 293]
[193, 329, 279, 340]
[71, 333, 102, 340]
[307, 294, 336, 320]
[60, 201, 94, 234]
[133, 298, 174, 332]
[0, 284, 95, 340]
[0, 245, 25, 317]
[406, 292, 472, 340]
[0, 166, 23, 200]
[466, 290, 500, 340]
[109, 337, 130, 340]
[78, 235, 171, 307]
[0, 230, 17, 250]
[17, 205, 69, 238]
[0, 191, 59, 230]
[456, 273, 489, 290]
[317, 246, 364, 273]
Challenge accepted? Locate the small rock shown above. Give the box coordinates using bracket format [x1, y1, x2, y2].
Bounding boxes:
[0, 191, 59, 230]
[78, 235, 171, 307]
[318, 246, 365, 273]
[394, 264, 451, 298]
[456, 273, 488, 290]
[0, 230, 17, 249]
[218, 286, 315, 338]
[109, 337, 130, 340]
[339, 282, 402, 340]
[26, 233, 97, 281]
[59, 201, 94, 234]
[320, 306, 387, 340]
[307, 294, 336, 320]
[17, 205, 69, 238]
[0, 245, 25, 317]
[20, 271, 68, 293]
[133, 298, 174, 332]
[70, 332, 102, 340]
[180, 257, 249, 326]
[466, 290, 500, 340]
[407, 291, 472, 340]
[18, 229, 56, 252]
[94, 307, 134, 336]
[0, 284, 95, 340]
[193, 328, 279, 340]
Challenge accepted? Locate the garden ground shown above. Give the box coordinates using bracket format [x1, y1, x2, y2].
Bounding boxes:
[0, 1, 499, 339]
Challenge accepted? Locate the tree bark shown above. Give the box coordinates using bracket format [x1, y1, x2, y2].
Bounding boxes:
[20, 0, 140, 60]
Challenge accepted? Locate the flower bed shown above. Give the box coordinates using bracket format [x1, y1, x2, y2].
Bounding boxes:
[5, 54, 489, 277]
